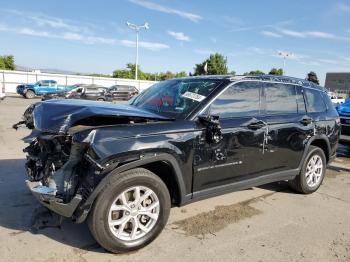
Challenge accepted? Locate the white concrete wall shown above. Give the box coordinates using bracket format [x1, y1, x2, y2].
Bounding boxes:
[0, 70, 157, 93]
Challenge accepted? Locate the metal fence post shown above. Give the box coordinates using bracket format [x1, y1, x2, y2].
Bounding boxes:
[2, 71, 5, 93]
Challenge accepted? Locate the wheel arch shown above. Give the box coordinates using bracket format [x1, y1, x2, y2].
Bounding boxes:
[25, 88, 36, 94]
[303, 135, 331, 164]
[74, 153, 188, 223]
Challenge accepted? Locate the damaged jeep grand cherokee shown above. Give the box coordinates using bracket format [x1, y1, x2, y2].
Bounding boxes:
[15, 75, 340, 253]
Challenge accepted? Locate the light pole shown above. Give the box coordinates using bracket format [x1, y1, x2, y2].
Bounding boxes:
[278, 51, 292, 73]
[126, 22, 149, 80]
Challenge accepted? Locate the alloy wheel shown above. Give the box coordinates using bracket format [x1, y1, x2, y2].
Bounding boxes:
[108, 186, 160, 241]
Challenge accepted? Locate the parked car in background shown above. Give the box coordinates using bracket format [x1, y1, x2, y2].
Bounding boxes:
[0, 84, 5, 101]
[336, 99, 350, 143]
[328, 92, 345, 105]
[108, 85, 139, 100]
[42, 84, 113, 102]
[15, 75, 340, 253]
[16, 80, 65, 99]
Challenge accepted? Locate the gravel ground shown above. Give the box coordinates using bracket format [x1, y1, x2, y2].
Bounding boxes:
[0, 96, 349, 262]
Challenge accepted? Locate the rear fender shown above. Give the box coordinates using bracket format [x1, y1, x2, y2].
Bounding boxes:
[298, 134, 331, 169]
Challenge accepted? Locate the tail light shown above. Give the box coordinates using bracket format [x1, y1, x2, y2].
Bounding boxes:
[336, 117, 340, 124]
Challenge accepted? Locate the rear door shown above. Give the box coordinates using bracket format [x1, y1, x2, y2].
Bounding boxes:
[259, 82, 312, 173]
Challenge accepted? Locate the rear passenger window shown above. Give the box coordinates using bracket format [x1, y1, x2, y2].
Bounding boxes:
[210, 81, 260, 118]
[303, 88, 327, 113]
[264, 83, 298, 114]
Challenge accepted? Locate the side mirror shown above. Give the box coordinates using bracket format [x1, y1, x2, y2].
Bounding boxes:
[198, 114, 223, 143]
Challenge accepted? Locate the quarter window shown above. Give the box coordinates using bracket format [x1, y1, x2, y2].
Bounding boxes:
[210, 81, 261, 118]
[303, 88, 327, 113]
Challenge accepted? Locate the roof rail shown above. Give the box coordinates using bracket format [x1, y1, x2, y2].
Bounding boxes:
[240, 75, 325, 91]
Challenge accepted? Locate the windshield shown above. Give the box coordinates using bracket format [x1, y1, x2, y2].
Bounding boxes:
[130, 79, 223, 119]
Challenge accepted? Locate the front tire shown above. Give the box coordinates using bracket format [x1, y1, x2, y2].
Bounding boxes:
[25, 90, 35, 99]
[289, 146, 326, 194]
[88, 168, 171, 253]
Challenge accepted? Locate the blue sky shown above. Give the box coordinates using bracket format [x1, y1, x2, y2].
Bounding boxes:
[0, 0, 350, 84]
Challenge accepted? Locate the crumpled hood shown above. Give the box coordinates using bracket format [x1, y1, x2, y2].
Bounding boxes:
[32, 99, 170, 133]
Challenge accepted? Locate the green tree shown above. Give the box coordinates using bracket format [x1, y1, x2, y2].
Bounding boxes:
[194, 53, 228, 75]
[243, 70, 265, 76]
[0, 55, 16, 70]
[0, 57, 4, 69]
[175, 71, 188, 78]
[113, 64, 188, 81]
[269, 68, 283, 75]
[306, 71, 319, 85]
[113, 63, 136, 79]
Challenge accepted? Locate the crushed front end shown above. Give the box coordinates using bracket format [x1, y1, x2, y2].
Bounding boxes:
[14, 99, 171, 221]
[24, 133, 91, 217]
[14, 102, 104, 219]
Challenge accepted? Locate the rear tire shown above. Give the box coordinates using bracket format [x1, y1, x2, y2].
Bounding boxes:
[88, 168, 171, 253]
[25, 90, 35, 99]
[289, 146, 326, 194]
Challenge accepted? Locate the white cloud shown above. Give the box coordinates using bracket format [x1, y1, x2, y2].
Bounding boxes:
[62, 32, 83, 41]
[30, 15, 80, 32]
[316, 58, 339, 65]
[19, 28, 53, 38]
[303, 31, 335, 38]
[2, 9, 93, 33]
[120, 40, 169, 50]
[128, 0, 202, 23]
[261, 31, 282, 38]
[167, 31, 190, 41]
[278, 29, 306, 38]
[277, 28, 350, 42]
[0, 24, 168, 50]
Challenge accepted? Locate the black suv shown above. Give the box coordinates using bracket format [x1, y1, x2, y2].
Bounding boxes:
[42, 84, 113, 102]
[15, 75, 340, 253]
[108, 85, 139, 100]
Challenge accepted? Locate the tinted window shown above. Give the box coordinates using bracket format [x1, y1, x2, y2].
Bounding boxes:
[304, 88, 327, 113]
[210, 81, 260, 118]
[264, 83, 298, 115]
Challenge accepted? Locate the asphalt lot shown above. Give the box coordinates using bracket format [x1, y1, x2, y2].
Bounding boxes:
[0, 96, 350, 262]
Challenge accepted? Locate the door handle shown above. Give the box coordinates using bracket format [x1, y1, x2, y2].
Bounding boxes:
[247, 120, 267, 130]
[300, 117, 312, 126]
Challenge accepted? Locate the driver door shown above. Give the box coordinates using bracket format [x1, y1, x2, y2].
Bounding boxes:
[193, 81, 267, 193]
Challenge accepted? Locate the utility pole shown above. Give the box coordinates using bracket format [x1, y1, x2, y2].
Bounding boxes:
[126, 22, 149, 80]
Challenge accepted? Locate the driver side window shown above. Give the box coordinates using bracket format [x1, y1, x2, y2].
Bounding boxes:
[210, 81, 261, 119]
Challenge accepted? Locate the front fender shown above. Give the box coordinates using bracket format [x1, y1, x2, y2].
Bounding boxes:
[74, 153, 189, 223]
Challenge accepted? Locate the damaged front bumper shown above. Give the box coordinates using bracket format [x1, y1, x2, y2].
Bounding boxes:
[26, 180, 83, 217]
